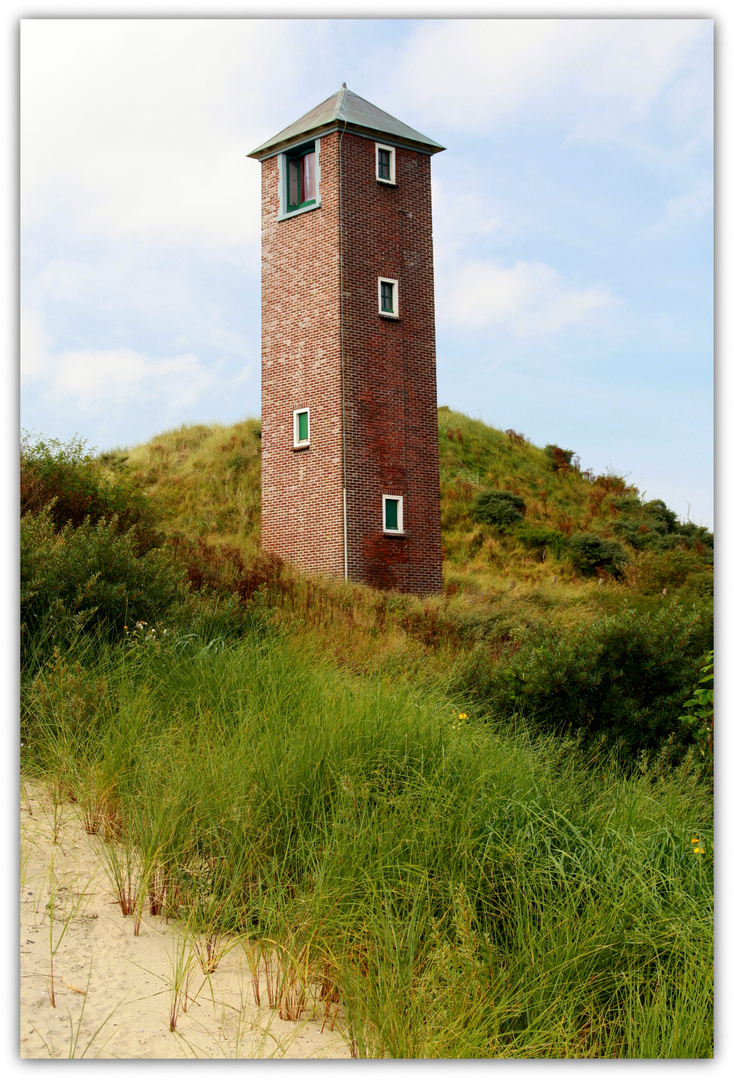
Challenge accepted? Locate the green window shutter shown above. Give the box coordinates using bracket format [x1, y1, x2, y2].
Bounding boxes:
[298, 411, 309, 442]
[288, 158, 299, 211]
[385, 498, 399, 531]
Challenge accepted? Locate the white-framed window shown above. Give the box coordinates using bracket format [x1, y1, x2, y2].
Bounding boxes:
[278, 140, 321, 220]
[382, 494, 404, 534]
[375, 143, 396, 184]
[293, 408, 310, 449]
[378, 277, 399, 318]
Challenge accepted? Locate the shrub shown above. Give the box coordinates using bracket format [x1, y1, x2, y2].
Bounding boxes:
[21, 433, 159, 552]
[643, 499, 678, 533]
[610, 493, 643, 514]
[472, 489, 526, 528]
[457, 603, 712, 759]
[514, 524, 567, 560]
[21, 508, 186, 669]
[674, 521, 714, 552]
[631, 549, 714, 598]
[544, 445, 575, 473]
[679, 649, 713, 776]
[593, 472, 631, 496]
[610, 494, 712, 559]
[567, 532, 628, 577]
[611, 518, 670, 552]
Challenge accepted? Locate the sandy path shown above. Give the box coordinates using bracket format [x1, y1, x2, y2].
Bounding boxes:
[20, 780, 351, 1060]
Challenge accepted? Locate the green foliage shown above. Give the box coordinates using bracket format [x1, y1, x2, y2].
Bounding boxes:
[643, 498, 678, 533]
[611, 495, 713, 559]
[679, 650, 714, 775]
[21, 508, 186, 670]
[568, 532, 629, 577]
[458, 603, 712, 759]
[544, 444, 575, 472]
[611, 518, 672, 551]
[472, 489, 526, 528]
[610, 493, 643, 514]
[21, 433, 159, 552]
[514, 524, 567, 560]
[675, 520, 714, 551]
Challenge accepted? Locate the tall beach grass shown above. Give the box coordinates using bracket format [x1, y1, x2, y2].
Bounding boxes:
[22, 621, 713, 1058]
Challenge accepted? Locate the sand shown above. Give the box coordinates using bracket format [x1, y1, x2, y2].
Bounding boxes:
[19, 780, 352, 1060]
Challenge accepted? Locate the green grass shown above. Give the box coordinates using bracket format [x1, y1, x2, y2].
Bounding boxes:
[72, 411, 709, 708]
[111, 418, 262, 554]
[104, 409, 711, 606]
[21, 624, 713, 1058]
[20, 413, 714, 1057]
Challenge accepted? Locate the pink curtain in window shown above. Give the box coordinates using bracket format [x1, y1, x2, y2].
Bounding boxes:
[301, 152, 316, 203]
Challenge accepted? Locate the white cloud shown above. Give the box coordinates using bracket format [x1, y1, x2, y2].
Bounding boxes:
[385, 19, 711, 145]
[22, 241, 256, 363]
[20, 307, 52, 380]
[20, 19, 307, 245]
[650, 180, 713, 234]
[21, 308, 214, 412]
[431, 175, 511, 263]
[438, 258, 619, 336]
[55, 349, 213, 411]
[30, 251, 195, 315]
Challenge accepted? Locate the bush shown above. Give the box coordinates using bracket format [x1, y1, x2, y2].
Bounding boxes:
[675, 521, 714, 552]
[21, 508, 186, 669]
[610, 494, 713, 558]
[611, 518, 670, 552]
[643, 499, 678, 533]
[21, 433, 159, 552]
[679, 649, 713, 776]
[514, 524, 567, 560]
[631, 549, 714, 599]
[568, 532, 628, 577]
[610, 493, 643, 514]
[544, 445, 575, 473]
[457, 603, 712, 759]
[472, 489, 526, 528]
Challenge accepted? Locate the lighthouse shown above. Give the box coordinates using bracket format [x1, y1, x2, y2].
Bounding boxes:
[248, 86, 444, 594]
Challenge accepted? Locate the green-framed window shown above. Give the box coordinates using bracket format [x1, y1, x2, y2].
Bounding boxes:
[375, 143, 396, 184]
[383, 494, 404, 533]
[293, 408, 310, 448]
[279, 142, 319, 219]
[287, 147, 316, 212]
[378, 277, 399, 317]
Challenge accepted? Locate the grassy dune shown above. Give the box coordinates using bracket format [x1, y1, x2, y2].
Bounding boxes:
[20, 414, 714, 1057]
[105, 408, 712, 603]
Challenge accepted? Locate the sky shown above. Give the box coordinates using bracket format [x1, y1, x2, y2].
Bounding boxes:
[5, 9, 731, 1069]
[19, 15, 714, 527]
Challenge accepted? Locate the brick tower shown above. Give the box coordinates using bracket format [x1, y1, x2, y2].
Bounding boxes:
[248, 86, 444, 594]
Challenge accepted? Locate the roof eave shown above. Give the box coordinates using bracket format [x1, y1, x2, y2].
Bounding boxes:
[248, 121, 445, 161]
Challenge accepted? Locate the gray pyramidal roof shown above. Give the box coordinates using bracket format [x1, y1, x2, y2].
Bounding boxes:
[248, 85, 445, 159]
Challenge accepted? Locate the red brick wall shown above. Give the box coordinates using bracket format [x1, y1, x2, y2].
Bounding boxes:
[340, 133, 442, 594]
[259, 128, 442, 594]
[260, 133, 345, 577]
